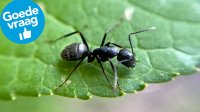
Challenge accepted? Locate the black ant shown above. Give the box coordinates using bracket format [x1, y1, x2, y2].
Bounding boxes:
[49, 25, 155, 91]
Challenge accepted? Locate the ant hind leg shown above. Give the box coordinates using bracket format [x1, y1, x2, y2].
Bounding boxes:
[55, 57, 85, 91]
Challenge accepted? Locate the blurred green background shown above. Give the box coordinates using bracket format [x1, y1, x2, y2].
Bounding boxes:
[0, 72, 199, 112]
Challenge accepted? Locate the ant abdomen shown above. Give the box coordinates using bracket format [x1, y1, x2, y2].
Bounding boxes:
[117, 49, 136, 68]
[61, 43, 88, 61]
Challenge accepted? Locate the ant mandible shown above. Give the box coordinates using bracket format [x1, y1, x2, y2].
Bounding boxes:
[50, 25, 155, 91]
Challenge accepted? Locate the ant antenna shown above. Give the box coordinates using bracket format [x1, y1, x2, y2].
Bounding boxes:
[129, 27, 156, 53]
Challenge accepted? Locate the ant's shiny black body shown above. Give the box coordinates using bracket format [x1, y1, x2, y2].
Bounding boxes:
[51, 26, 155, 90]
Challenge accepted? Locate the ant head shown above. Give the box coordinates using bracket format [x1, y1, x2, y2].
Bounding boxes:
[117, 48, 136, 68]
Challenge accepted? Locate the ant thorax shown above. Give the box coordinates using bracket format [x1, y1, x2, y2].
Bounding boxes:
[93, 46, 119, 62]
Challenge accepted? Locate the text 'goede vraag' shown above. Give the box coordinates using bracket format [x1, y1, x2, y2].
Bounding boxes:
[2, 6, 39, 29]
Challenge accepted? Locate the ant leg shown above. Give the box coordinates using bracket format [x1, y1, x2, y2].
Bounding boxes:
[104, 42, 124, 48]
[48, 31, 90, 51]
[108, 59, 121, 90]
[128, 27, 156, 53]
[100, 23, 122, 47]
[55, 57, 85, 91]
[96, 56, 113, 88]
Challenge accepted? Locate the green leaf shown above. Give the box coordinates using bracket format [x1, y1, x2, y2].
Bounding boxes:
[0, 0, 200, 100]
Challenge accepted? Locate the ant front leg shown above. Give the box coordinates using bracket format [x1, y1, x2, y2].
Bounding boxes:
[108, 59, 121, 90]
